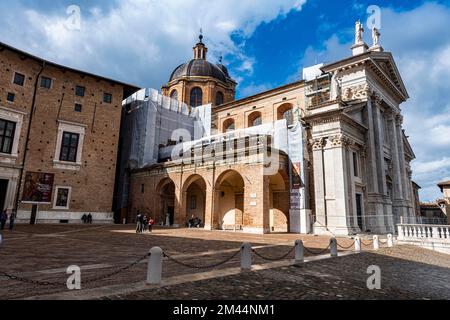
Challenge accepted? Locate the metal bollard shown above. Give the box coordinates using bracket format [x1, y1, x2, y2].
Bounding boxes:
[241, 243, 252, 271]
[354, 236, 361, 252]
[387, 234, 394, 248]
[330, 238, 338, 257]
[294, 240, 304, 265]
[147, 247, 163, 285]
[373, 235, 380, 250]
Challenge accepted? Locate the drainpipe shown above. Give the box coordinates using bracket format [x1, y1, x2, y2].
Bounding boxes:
[13, 61, 46, 220]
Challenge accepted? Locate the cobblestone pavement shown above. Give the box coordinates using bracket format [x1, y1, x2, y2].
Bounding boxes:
[0, 225, 448, 300]
[110, 245, 450, 300]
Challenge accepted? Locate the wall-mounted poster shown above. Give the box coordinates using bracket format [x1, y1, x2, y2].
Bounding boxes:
[22, 172, 55, 204]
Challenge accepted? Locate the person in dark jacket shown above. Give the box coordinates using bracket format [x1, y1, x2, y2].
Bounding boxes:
[8, 211, 15, 231]
[0, 210, 7, 230]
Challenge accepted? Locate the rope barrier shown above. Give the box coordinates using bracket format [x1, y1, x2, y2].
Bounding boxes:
[336, 241, 356, 250]
[361, 239, 374, 247]
[251, 246, 295, 262]
[0, 271, 65, 287]
[0, 252, 150, 287]
[303, 243, 331, 255]
[82, 252, 150, 284]
[163, 250, 241, 270]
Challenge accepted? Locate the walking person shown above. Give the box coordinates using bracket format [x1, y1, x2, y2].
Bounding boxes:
[8, 210, 15, 231]
[148, 217, 155, 233]
[0, 210, 7, 230]
[87, 213, 93, 224]
[136, 211, 142, 234]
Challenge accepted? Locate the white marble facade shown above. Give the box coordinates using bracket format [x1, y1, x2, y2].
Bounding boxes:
[305, 29, 416, 235]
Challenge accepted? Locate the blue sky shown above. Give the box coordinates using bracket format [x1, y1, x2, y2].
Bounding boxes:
[1, 0, 450, 201]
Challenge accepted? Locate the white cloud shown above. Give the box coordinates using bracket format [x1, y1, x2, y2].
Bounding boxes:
[0, 0, 306, 88]
[295, 2, 450, 201]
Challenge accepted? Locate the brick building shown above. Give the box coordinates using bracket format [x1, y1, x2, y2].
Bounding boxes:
[0, 42, 139, 224]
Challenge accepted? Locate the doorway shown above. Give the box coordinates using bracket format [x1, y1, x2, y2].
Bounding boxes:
[356, 194, 363, 231]
[168, 206, 174, 226]
[0, 179, 8, 212]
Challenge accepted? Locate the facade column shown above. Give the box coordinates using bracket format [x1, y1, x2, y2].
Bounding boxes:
[312, 138, 327, 233]
[395, 115, 411, 221]
[369, 94, 388, 233]
[203, 184, 214, 230]
[326, 135, 355, 235]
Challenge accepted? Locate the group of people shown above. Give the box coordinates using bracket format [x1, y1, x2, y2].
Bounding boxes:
[136, 212, 155, 234]
[188, 215, 202, 229]
[0, 209, 15, 231]
[81, 213, 93, 224]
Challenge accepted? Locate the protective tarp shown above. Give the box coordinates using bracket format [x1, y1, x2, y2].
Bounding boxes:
[115, 88, 211, 210]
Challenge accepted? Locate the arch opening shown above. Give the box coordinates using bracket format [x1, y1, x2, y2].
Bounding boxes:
[277, 103, 294, 127]
[269, 171, 290, 233]
[157, 178, 176, 226]
[182, 175, 207, 228]
[214, 170, 245, 230]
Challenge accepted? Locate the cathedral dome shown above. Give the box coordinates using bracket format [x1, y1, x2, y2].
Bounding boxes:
[168, 34, 233, 84]
[169, 59, 229, 83]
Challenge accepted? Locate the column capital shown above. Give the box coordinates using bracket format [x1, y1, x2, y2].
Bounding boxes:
[310, 137, 325, 150]
[329, 134, 354, 148]
[395, 114, 404, 126]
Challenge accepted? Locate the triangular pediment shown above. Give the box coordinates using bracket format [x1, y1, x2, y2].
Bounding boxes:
[370, 52, 409, 100]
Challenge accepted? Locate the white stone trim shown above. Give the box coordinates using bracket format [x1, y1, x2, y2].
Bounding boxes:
[53, 121, 86, 171]
[16, 210, 114, 224]
[53, 186, 72, 210]
[0, 106, 26, 164]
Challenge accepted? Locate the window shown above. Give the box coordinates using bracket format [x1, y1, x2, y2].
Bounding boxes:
[40, 77, 52, 89]
[0, 119, 16, 154]
[223, 119, 235, 133]
[277, 104, 294, 126]
[216, 91, 224, 106]
[170, 90, 178, 101]
[6, 93, 15, 102]
[141, 184, 145, 194]
[248, 112, 262, 128]
[13, 73, 25, 86]
[74, 104, 82, 112]
[282, 109, 294, 126]
[190, 196, 197, 210]
[253, 116, 262, 126]
[353, 152, 359, 177]
[54, 187, 71, 209]
[190, 87, 203, 108]
[60, 132, 80, 162]
[103, 93, 112, 104]
[75, 86, 85, 97]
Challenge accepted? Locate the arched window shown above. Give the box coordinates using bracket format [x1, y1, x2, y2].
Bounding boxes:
[277, 104, 294, 126]
[248, 111, 262, 128]
[170, 90, 178, 101]
[223, 119, 235, 133]
[190, 87, 203, 108]
[215, 91, 224, 106]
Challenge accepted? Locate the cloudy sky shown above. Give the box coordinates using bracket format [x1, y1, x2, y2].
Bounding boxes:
[1, 0, 449, 201]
